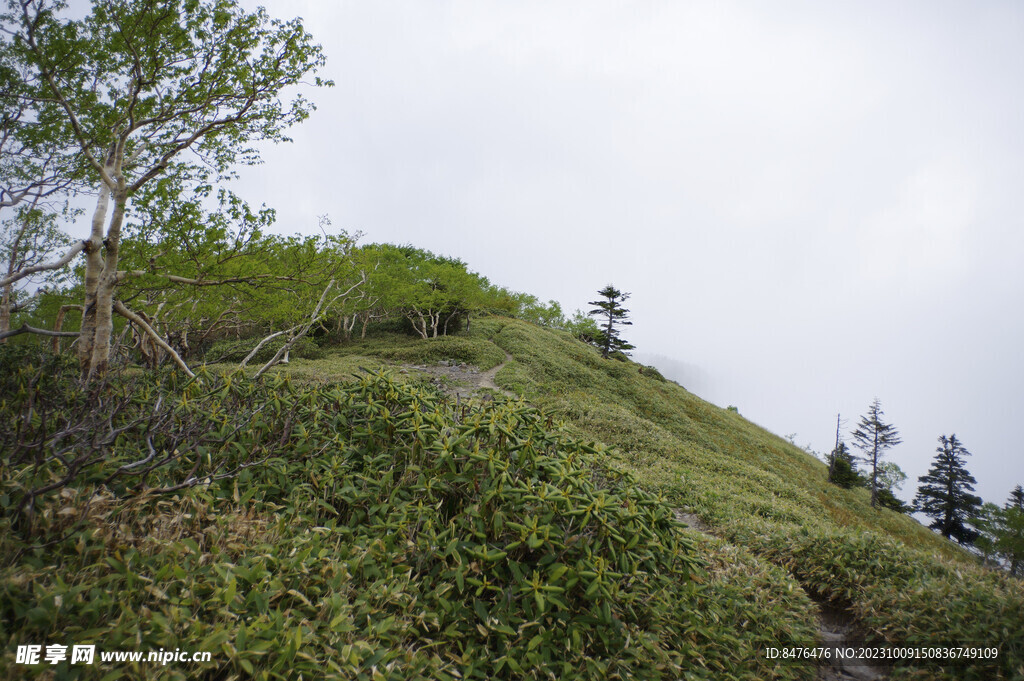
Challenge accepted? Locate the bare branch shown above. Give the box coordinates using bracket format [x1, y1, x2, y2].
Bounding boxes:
[0, 324, 79, 341]
[116, 270, 297, 286]
[253, 276, 362, 378]
[241, 274, 367, 376]
[112, 430, 159, 474]
[147, 452, 275, 494]
[0, 240, 87, 288]
[238, 327, 294, 369]
[113, 300, 195, 378]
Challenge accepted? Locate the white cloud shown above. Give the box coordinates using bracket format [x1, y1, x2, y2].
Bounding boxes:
[856, 158, 977, 292]
[238, 0, 1024, 504]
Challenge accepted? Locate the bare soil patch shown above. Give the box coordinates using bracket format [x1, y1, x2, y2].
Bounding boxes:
[402, 350, 515, 401]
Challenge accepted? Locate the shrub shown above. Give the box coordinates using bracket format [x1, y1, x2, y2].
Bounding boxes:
[205, 335, 324, 363]
[725, 520, 1023, 680]
[828, 455, 864, 489]
[876, 488, 911, 513]
[639, 365, 667, 382]
[1, 361, 705, 679]
[296, 373, 704, 678]
[375, 335, 505, 370]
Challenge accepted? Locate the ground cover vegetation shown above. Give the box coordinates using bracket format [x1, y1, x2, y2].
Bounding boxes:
[5, 298, 1024, 679]
[3, 1, 1023, 679]
[2, 344, 822, 681]
[462, 318, 1024, 680]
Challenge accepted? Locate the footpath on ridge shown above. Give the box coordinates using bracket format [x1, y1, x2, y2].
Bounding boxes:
[401, 342, 515, 401]
[402, 342, 888, 681]
[674, 511, 884, 681]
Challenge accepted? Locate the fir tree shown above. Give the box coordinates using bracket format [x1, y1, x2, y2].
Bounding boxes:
[850, 398, 902, 507]
[827, 441, 862, 489]
[1009, 485, 1024, 511]
[587, 285, 635, 359]
[914, 434, 982, 545]
[1001, 485, 1024, 577]
[876, 488, 912, 513]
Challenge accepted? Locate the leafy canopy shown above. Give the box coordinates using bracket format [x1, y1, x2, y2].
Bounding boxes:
[4, 0, 332, 191]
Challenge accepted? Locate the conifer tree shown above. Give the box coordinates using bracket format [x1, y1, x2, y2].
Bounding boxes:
[587, 285, 635, 359]
[827, 441, 861, 489]
[914, 434, 982, 545]
[1000, 485, 1024, 576]
[850, 398, 902, 507]
[1011, 485, 1024, 509]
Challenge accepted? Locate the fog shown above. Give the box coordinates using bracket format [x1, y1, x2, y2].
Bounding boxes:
[232, 0, 1024, 508]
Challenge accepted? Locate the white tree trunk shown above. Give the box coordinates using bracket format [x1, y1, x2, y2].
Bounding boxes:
[77, 154, 115, 372]
[0, 282, 10, 342]
[85, 181, 127, 378]
[406, 309, 429, 339]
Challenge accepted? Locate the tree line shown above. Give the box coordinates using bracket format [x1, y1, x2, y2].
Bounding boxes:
[825, 399, 1023, 577]
[2, 0, 644, 378]
[0, 0, 336, 377]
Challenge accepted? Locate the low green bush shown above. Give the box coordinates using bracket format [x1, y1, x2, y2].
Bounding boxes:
[724, 519, 1024, 680]
[374, 335, 506, 370]
[1, 357, 711, 680]
[475, 318, 1023, 679]
[640, 365, 667, 382]
[205, 335, 324, 363]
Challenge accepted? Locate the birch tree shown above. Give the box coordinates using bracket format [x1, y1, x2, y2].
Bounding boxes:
[0, 201, 72, 340]
[0, 0, 330, 378]
[357, 244, 485, 339]
[0, 31, 81, 211]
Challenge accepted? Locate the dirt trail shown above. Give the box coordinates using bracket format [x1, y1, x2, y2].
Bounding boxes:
[403, 349, 515, 401]
[477, 350, 514, 394]
[672, 511, 884, 681]
[814, 604, 883, 681]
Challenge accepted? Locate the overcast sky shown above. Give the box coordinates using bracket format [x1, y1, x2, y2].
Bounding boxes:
[232, 0, 1024, 508]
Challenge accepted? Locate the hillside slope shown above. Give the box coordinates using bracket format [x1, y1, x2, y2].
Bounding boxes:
[299, 316, 1023, 680]
[2, 318, 1021, 680]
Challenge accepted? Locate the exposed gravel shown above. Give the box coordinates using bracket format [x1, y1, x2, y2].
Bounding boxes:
[402, 350, 515, 401]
